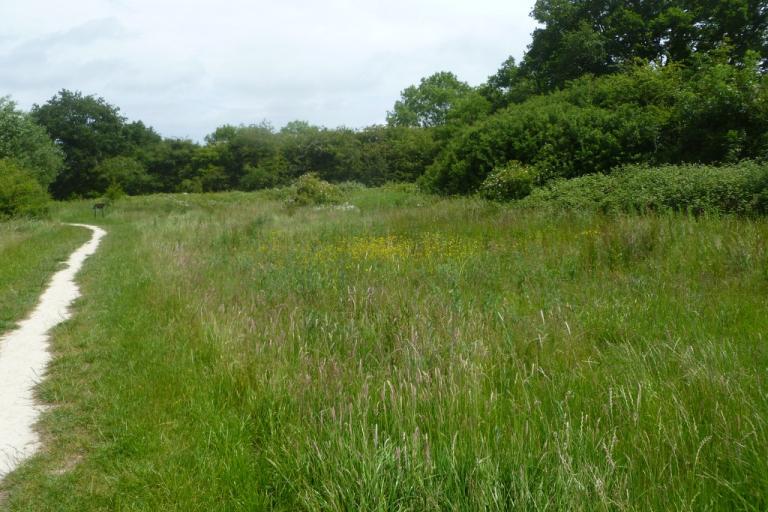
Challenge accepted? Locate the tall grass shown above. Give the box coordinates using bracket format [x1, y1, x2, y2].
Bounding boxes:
[2, 191, 767, 510]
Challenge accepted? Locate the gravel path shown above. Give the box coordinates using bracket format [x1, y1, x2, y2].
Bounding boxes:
[0, 223, 105, 479]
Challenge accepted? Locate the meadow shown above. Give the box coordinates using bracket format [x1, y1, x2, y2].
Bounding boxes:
[1, 187, 767, 510]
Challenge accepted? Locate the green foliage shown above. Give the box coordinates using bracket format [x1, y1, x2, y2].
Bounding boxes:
[240, 163, 278, 191]
[104, 182, 125, 203]
[0, 97, 63, 188]
[94, 156, 152, 195]
[201, 122, 280, 189]
[280, 125, 365, 182]
[31, 89, 160, 199]
[357, 125, 439, 184]
[525, 0, 768, 90]
[479, 57, 538, 110]
[286, 172, 341, 206]
[479, 162, 536, 201]
[521, 161, 768, 215]
[198, 165, 230, 192]
[422, 94, 657, 194]
[178, 178, 203, 194]
[143, 138, 199, 193]
[387, 72, 475, 128]
[424, 60, 768, 195]
[670, 51, 768, 163]
[0, 159, 50, 219]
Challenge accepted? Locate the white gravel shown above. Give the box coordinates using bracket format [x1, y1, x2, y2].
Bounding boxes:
[0, 223, 105, 479]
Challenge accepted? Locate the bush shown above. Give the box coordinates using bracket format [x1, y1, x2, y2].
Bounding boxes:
[0, 159, 50, 219]
[104, 182, 125, 202]
[422, 60, 768, 195]
[421, 97, 660, 194]
[286, 173, 341, 207]
[480, 162, 536, 201]
[520, 161, 768, 215]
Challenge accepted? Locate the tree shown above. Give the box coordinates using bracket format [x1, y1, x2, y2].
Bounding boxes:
[387, 72, 474, 128]
[278, 122, 364, 182]
[479, 57, 538, 110]
[225, 123, 280, 186]
[94, 156, 152, 195]
[357, 126, 439, 184]
[142, 138, 200, 193]
[0, 97, 63, 188]
[523, 0, 768, 90]
[31, 90, 142, 198]
[421, 58, 768, 195]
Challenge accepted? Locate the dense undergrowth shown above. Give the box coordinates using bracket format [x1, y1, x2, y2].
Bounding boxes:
[1, 188, 766, 510]
[520, 161, 768, 215]
[423, 58, 768, 195]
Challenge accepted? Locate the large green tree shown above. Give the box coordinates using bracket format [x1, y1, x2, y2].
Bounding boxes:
[524, 0, 768, 89]
[0, 97, 63, 188]
[204, 123, 280, 188]
[387, 72, 476, 128]
[479, 57, 538, 110]
[143, 138, 200, 193]
[93, 156, 153, 195]
[31, 90, 159, 198]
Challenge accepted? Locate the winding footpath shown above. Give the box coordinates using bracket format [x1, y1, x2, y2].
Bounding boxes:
[0, 223, 106, 479]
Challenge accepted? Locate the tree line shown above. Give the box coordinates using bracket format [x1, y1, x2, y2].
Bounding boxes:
[1, 0, 766, 208]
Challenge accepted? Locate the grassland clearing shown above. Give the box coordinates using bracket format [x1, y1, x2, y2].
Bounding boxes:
[1, 188, 767, 510]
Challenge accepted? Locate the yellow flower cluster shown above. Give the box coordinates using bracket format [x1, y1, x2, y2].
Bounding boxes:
[347, 235, 411, 261]
[311, 233, 480, 266]
[416, 233, 480, 261]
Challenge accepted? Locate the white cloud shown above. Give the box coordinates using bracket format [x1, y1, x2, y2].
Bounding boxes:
[0, 0, 537, 140]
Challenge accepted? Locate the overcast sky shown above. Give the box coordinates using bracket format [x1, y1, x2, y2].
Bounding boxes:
[0, 0, 537, 141]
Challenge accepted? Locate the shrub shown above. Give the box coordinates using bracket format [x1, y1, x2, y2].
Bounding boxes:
[286, 173, 341, 207]
[520, 161, 768, 215]
[421, 97, 660, 194]
[479, 162, 536, 201]
[104, 182, 125, 202]
[422, 60, 768, 195]
[0, 159, 50, 219]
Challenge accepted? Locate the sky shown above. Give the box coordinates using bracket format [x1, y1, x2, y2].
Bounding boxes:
[0, 0, 538, 141]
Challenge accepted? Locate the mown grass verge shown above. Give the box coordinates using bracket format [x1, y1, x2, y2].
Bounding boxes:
[0, 221, 90, 333]
[1, 189, 767, 510]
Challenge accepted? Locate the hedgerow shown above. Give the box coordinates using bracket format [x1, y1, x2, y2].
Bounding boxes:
[520, 161, 768, 215]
